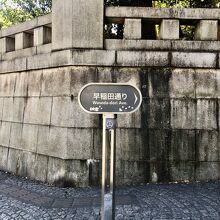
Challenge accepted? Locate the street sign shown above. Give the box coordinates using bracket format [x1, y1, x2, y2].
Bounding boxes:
[78, 83, 142, 220]
[78, 83, 142, 114]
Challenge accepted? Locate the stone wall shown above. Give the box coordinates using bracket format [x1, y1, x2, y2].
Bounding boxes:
[1, 67, 220, 186]
[0, 0, 220, 186]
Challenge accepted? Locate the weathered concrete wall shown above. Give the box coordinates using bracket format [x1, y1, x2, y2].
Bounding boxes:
[0, 67, 220, 186]
[0, 2, 220, 186]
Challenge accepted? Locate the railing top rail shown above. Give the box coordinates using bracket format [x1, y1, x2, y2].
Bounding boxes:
[105, 7, 220, 20]
[0, 13, 52, 38]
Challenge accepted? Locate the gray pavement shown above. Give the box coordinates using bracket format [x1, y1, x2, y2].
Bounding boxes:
[0, 171, 219, 219]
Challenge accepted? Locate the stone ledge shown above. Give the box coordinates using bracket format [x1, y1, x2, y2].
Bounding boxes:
[171, 52, 217, 68]
[0, 50, 220, 73]
[117, 51, 169, 67]
[105, 40, 220, 52]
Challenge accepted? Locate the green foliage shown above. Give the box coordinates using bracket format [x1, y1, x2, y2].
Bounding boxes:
[0, 0, 52, 28]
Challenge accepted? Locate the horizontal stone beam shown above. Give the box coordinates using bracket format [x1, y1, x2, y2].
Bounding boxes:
[105, 7, 220, 21]
[0, 14, 51, 38]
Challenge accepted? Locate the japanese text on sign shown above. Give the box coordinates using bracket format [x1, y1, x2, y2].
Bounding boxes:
[93, 93, 128, 101]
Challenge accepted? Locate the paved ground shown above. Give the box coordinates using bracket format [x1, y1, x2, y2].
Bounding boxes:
[0, 171, 219, 219]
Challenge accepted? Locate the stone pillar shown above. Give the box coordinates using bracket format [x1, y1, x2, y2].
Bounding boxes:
[34, 26, 52, 46]
[0, 37, 15, 53]
[15, 32, 33, 50]
[124, 19, 142, 40]
[52, 0, 104, 51]
[159, 19, 179, 40]
[195, 20, 218, 41]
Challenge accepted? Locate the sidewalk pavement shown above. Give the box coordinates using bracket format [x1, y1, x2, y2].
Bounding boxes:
[0, 171, 219, 220]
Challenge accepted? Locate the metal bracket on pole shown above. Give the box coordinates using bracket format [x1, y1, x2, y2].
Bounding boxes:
[101, 114, 116, 220]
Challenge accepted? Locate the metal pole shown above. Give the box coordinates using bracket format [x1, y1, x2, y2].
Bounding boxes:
[101, 114, 116, 220]
[110, 121, 116, 219]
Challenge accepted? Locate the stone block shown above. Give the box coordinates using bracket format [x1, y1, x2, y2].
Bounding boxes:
[21, 124, 38, 152]
[15, 32, 33, 50]
[171, 52, 217, 68]
[171, 99, 196, 129]
[148, 160, 170, 182]
[70, 67, 97, 97]
[144, 99, 170, 129]
[0, 122, 11, 147]
[7, 150, 36, 178]
[159, 19, 179, 40]
[195, 162, 220, 181]
[170, 130, 195, 161]
[41, 67, 71, 96]
[93, 129, 102, 160]
[196, 100, 216, 130]
[170, 161, 195, 182]
[116, 129, 144, 161]
[28, 154, 48, 182]
[34, 26, 51, 46]
[12, 98, 25, 122]
[0, 146, 9, 171]
[10, 123, 22, 150]
[0, 37, 15, 53]
[47, 157, 89, 187]
[51, 50, 72, 67]
[215, 70, 220, 98]
[124, 19, 142, 40]
[0, 73, 16, 97]
[6, 148, 20, 174]
[117, 109, 142, 128]
[72, 50, 115, 66]
[51, 97, 99, 128]
[52, 0, 103, 50]
[67, 128, 93, 159]
[169, 69, 195, 98]
[2, 98, 13, 122]
[148, 129, 171, 162]
[2, 47, 37, 61]
[27, 70, 43, 97]
[0, 98, 3, 120]
[195, 69, 216, 98]
[195, 20, 218, 41]
[117, 51, 169, 67]
[36, 43, 52, 54]
[116, 160, 148, 185]
[114, 68, 141, 88]
[0, 58, 27, 73]
[171, 40, 220, 52]
[147, 68, 172, 98]
[14, 72, 28, 97]
[37, 126, 67, 159]
[24, 97, 52, 125]
[196, 130, 218, 162]
[27, 53, 51, 70]
[105, 39, 171, 51]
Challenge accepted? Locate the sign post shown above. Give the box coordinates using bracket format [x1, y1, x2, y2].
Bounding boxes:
[78, 83, 142, 220]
